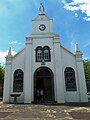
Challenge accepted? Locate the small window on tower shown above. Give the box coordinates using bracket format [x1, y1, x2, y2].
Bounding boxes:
[35, 46, 51, 62]
[36, 46, 42, 62]
[43, 46, 51, 62]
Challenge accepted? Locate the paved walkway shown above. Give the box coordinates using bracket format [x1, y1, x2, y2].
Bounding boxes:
[0, 102, 90, 120]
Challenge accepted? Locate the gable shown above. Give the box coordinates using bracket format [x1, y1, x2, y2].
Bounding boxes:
[61, 45, 75, 57]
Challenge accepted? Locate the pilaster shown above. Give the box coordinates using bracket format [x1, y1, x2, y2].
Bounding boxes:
[3, 48, 13, 103]
[53, 36, 65, 103]
[24, 37, 33, 103]
[75, 44, 88, 102]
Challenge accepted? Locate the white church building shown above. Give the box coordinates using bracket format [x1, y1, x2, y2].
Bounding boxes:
[3, 4, 88, 103]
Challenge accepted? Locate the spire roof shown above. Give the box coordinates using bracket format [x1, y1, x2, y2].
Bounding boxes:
[75, 43, 83, 58]
[8, 47, 12, 56]
[75, 43, 80, 52]
[6, 47, 13, 58]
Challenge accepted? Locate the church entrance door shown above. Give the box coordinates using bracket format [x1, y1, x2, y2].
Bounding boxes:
[34, 67, 54, 103]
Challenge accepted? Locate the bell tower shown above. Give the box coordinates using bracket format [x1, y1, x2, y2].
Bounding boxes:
[32, 3, 53, 35]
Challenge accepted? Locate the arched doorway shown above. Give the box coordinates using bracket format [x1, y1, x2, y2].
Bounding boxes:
[34, 67, 54, 102]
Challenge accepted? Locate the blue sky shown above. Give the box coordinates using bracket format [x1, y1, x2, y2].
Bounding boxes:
[0, 0, 90, 64]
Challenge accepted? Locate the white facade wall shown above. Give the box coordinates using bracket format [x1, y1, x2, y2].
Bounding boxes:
[61, 47, 80, 102]
[32, 19, 52, 34]
[76, 55, 88, 102]
[3, 9, 88, 103]
[9, 49, 25, 103]
[3, 63, 12, 103]
[31, 36, 58, 102]
[24, 38, 33, 103]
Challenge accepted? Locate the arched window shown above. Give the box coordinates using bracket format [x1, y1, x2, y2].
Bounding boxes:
[64, 67, 77, 91]
[13, 69, 23, 92]
[36, 46, 42, 62]
[43, 46, 51, 62]
[35, 46, 51, 62]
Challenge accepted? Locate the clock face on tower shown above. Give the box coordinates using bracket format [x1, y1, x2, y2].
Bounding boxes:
[39, 24, 46, 31]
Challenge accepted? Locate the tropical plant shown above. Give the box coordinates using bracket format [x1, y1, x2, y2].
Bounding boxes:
[0, 64, 5, 97]
[83, 59, 90, 91]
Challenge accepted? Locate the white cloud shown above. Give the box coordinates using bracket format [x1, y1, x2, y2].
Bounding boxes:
[86, 17, 90, 21]
[83, 16, 90, 21]
[61, 0, 66, 4]
[0, 50, 16, 64]
[10, 41, 17, 44]
[9, 41, 22, 45]
[62, 0, 90, 21]
[83, 41, 90, 48]
[75, 13, 78, 17]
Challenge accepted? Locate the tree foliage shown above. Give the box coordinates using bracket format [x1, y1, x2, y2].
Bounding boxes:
[83, 59, 90, 80]
[0, 64, 4, 97]
[0, 64, 5, 85]
[83, 59, 90, 91]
